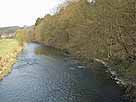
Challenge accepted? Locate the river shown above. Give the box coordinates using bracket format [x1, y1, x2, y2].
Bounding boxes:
[0, 43, 126, 102]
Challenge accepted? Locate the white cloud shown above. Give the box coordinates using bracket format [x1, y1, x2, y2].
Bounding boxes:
[0, 0, 64, 27]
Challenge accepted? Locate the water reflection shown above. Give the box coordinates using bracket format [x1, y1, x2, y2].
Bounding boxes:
[35, 45, 64, 57]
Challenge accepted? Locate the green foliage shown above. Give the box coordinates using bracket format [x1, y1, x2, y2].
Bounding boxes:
[35, 18, 44, 26]
[16, 29, 27, 46]
[16, 26, 34, 46]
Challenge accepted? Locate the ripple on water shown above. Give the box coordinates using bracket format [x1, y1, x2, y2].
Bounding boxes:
[0, 43, 124, 102]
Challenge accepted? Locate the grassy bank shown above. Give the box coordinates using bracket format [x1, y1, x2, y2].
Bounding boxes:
[0, 39, 22, 80]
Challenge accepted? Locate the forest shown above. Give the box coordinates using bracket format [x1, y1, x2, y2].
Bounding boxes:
[23, 0, 136, 83]
[17, 0, 136, 100]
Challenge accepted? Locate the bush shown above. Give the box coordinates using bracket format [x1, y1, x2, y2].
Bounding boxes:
[16, 29, 27, 46]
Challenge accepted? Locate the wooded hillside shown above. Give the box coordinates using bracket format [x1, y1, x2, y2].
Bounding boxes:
[0, 26, 20, 34]
[20, 0, 136, 84]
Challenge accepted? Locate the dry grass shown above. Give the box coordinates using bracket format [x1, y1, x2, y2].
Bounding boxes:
[0, 39, 22, 80]
[0, 39, 19, 56]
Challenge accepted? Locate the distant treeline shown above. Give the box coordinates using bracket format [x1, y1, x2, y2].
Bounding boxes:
[17, 0, 136, 80]
[16, 26, 34, 46]
[0, 26, 20, 34]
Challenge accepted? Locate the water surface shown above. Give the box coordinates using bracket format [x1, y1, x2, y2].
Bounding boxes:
[0, 43, 124, 102]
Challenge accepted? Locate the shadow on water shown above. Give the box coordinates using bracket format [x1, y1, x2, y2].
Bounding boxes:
[0, 43, 127, 102]
[35, 45, 65, 58]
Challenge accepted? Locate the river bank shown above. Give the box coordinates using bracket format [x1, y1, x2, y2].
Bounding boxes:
[31, 33, 136, 101]
[107, 59, 136, 102]
[70, 52, 136, 102]
[36, 43, 131, 102]
[0, 39, 23, 80]
[66, 50, 136, 102]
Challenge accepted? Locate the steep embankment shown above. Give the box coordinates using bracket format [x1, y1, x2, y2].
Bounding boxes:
[30, 0, 136, 101]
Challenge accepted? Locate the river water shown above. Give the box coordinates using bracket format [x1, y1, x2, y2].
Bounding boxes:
[0, 43, 125, 102]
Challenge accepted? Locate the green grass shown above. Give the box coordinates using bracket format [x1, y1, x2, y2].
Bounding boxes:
[0, 39, 19, 57]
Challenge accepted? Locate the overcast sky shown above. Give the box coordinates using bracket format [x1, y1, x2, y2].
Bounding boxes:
[0, 0, 64, 27]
